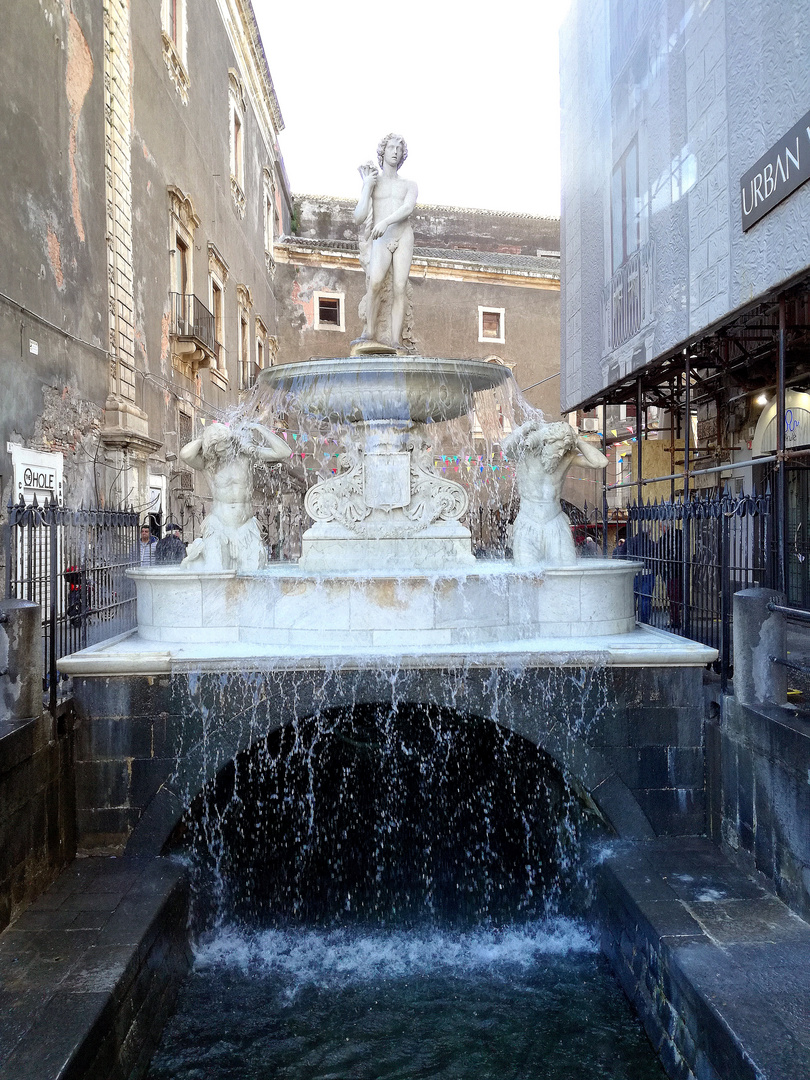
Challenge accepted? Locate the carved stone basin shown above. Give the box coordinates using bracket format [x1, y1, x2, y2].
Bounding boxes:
[258, 356, 511, 425]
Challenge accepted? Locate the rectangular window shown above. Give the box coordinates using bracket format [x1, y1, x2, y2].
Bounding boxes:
[232, 114, 243, 185]
[314, 292, 345, 331]
[257, 338, 264, 371]
[239, 312, 252, 389]
[211, 281, 223, 344]
[174, 236, 189, 296]
[611, 138, 642, 271]
[265, 194, 274, 253]
[210, 277, 225, 374]
[168, 0, 178, 43]
[179, 410, 192, 447]
[478, 307, 505, 344]
[318, 298, 340, 325]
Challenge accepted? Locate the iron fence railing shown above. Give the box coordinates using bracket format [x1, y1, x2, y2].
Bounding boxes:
[623, 486, 773, 685]
[5, 498, 140, 713]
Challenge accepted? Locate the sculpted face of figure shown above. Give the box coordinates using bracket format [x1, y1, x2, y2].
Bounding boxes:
[385, 138, 404, 167]
[377, 133, 407, 170]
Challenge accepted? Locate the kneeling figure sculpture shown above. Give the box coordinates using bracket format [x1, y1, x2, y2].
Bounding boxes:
[179, 421, 291, 572]
[503, 419, 608, 566]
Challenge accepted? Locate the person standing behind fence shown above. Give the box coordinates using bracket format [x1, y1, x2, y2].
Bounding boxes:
[619, 527, 655, 624]
[139, 523, 157, 566]
[154, 522, 186, 565]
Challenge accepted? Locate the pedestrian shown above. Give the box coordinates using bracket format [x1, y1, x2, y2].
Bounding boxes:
[611, 526, 627, 559]
[623, 528, 656, 624]
[155, 522, 186, 565]
[139, 523, 157, 566]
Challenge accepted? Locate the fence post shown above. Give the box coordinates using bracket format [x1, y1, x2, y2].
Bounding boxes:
[733, 588, 787, 705]
[4, 499, 14, 599]
[720, 496, 731, 691]
[48, 501, 58, 716]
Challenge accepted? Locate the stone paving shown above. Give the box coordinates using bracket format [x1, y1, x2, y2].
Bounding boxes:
[597, 836, 810, 1080]
[0, 857, 189, 1080]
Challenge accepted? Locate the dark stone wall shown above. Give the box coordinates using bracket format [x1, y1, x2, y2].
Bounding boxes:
[595, 836, 810, 1080]
[0, 857, 190, 1080]
[0, 712, 76, 935]
[709, 696, 810, 920]
[71, 663, 707, 856]
[0, 600, 75, 933]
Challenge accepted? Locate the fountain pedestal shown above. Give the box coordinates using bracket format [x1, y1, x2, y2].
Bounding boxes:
[261, 357, 510, 571]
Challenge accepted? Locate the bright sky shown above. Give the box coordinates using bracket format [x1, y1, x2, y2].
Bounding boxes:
[253, 0, 571, 218]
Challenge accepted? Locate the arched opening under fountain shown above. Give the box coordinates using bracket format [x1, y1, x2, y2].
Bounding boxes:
[146, 700, 665, 1080]
[167, 702, 610, 930]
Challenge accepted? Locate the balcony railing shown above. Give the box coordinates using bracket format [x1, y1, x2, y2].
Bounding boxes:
[602, 240, 655, 356]
[169, 292, 217, 357]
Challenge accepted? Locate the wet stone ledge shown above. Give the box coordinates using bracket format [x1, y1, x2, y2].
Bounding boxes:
[0, 856, 190, 1080]
[595, 836, 810, 1080]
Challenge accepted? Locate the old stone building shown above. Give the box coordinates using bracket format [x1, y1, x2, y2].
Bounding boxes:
[275, 197, 562, 419]
[1, 2, 564, 557]
[0, 0, 292, 531]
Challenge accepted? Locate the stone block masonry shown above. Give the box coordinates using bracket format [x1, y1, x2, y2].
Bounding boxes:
[70, 661, 709, 856]
[0, 600, 75, 935]
[710, 696, 810, 921]
[0, 714, 76, 936]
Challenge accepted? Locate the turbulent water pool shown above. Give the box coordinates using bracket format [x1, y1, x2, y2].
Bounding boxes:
[146, 918, 664, 1080]
[148, 703, 664, 1078]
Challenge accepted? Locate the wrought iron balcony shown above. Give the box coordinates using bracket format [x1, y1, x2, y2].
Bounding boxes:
[169, 292, 218, 362]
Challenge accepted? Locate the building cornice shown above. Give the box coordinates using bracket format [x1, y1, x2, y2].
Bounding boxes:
[293, 193, 560, 223]
[214, 0, 284, 167]
[274, 242, 560, 291]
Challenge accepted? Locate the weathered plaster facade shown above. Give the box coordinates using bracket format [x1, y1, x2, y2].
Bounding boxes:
[0, 0, 292, 537]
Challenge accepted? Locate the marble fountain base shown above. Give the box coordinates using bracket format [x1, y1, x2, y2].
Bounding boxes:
[57, 560, 717, 676]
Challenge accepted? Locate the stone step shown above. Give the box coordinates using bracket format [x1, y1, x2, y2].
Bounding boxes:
[0, 857, 190, 1080]
[596, 836, 810, 1080]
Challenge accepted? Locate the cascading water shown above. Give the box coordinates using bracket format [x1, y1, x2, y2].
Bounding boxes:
[146, 675, 665, 1079]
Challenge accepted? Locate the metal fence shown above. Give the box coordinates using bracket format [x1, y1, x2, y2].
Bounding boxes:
[623, 486, 773, 684]
[5, 498, 140, 713]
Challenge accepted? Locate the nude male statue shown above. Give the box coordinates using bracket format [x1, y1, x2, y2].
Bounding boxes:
[353, 133, 418, 350]
[179, 421, 291, 572]
[502, 419, 609, 566]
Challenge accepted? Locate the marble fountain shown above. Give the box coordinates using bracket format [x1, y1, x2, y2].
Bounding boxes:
[59, 132, 713, 678]
[57, 351, 712, 676]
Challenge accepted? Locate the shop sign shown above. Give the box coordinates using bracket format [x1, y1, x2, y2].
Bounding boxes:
[751, 392, 810, 455]
[6, 442, 64, 504]
[741, 108, 810, 230]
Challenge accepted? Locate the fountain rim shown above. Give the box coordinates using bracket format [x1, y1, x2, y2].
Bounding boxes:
[256, 355, 515, 425]
[257, 355, 514, 390]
